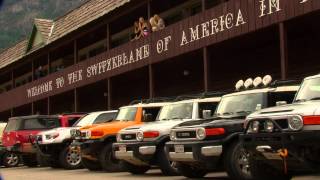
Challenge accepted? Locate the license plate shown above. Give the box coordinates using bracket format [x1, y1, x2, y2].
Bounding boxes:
[174, 145, 184, 153]
[119, 145, 126, 152]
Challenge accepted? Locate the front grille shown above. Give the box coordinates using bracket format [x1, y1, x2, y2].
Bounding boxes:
[276, 119, 288, 129]
[176, 131, 197, 139]
[121, 134, 136, 141]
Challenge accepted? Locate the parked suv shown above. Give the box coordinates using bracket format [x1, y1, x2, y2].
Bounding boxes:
[113, 93, 223, 175]
[0, 122, 21, 168]
[2, 114, 84, 167]
[241, 74, 320, 180]
[72, 100, 168, 172]
[35, 111, 117, 169]
[166, 76, 299, 179]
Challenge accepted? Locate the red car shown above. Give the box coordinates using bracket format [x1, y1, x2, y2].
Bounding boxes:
[2, 114, 85, 167]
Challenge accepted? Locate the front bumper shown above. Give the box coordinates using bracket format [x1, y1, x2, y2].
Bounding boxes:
[165, 140, 223, 168]
[113, 141, 158, 166]
[240, 131, 320, 172]
[71, 139, 102, 161]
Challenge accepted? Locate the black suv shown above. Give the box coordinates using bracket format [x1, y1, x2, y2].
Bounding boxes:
[241, 74, 320, 180]
[166, 76, 299, 179]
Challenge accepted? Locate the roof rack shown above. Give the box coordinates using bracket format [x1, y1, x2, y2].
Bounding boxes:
[129, 97, 175, 105]
[269, 79, 302, 88]
[175, 91, 228, 101]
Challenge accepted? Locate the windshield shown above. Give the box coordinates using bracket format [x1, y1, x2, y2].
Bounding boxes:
[73, 113, 96, 127]
[216, 93, 265, 116]
[115, 107, 137, 121]
[295, 77, 320, 102]
[157, 103, 193, 120]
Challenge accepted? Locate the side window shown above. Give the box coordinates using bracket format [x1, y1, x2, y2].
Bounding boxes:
[142, 107, 161, 122]
[23, 118, 60, 130]
[68, 117, 81, 126]
[199, 102, 219, 119]
[4, 119, 19, 132]
[268, 91, 296, 107]
[94, 113, 116, 124]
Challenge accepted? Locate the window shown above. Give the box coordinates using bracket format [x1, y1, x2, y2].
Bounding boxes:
[199, 102, 219, 118]
[22, 118, 60, 130]
[116, 107, 137, 121]
[68, 117, 81, 126]
[4, 119, 19, 132]
[268, 91, 296, 107]
[142, 107, 162, 122]
[94, 112, 117, 124]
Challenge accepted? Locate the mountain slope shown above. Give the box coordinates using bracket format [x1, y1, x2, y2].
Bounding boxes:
[0, 0, 87, 51]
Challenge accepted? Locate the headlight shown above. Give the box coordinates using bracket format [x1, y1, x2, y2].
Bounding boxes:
[45, 132, 59, 140]
[196, 128, 206, 140]
[264, 120, 274, 133]
[288, 116, 303, 131]
[136, 131, 144, 141]
[248, 121, 260, 133]
[170, 131, 176, 141]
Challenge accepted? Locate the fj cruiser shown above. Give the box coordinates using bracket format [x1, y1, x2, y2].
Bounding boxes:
[73, 100, 168, 172]
[35, 111, 117, 169]
[0, 122, 21, 168]
[166, 76, 299, 179]
[241, 74, 320, 180]
[113, 93, 222, 175]
[2, 114, 84, 167]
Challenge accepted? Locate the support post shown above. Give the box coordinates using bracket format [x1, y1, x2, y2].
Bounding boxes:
[147, 0, 151, 19]
[47, 97, 50, 115]
[203, 47, 210, 92]
[149, 65, 154, 98]
[202, 0, 206, 11]
[74, 40, 78, 64]
[107, 79, 112, 110]
[47, 53, 51, 74]
[106, 23, 110, 50]
[31, 102, 34, 115]
[11, 70, 15, 89]
[74, 88, 78, 112]
[31, 60, 34, 81]
[279, 23, 288, 80]
[10, 109, 13, 117]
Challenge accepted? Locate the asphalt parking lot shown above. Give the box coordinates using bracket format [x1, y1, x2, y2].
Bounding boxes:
[1, 167, 320, 180]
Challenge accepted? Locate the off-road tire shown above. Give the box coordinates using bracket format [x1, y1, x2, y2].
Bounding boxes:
[2, 152, 20, 167]
[176, 162, 207, 178]
[22, 155, 38, 167]
[224, 141, 252, 180]
[59, 146, 82, 170]
[120, 161, 150, 174]
[250, 157, 292, 180]
[98, 143, 122, 172]
[157, 145, 179, 176]
[82, 158, 101, 171]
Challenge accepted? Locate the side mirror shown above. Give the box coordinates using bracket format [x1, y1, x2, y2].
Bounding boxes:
[202, 110, 212, 119]
[143, 113, 154, 122]
[276, 101, 287, 106]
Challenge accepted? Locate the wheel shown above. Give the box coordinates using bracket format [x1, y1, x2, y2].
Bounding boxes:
[22, 155, 38, 167]
[82, 158, 101, 171]
[250, 156, 292, 180]
[3, 152, 20, 167]
[59, 145, 82, 170]
[176, 162, 207, 178]
[224, 141, 252, 180]
[98, 143, 122, 172]
[157, 145, 179, 176]
[120, 161, 150, 174]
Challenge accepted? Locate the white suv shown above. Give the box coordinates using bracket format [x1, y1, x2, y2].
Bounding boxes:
[113, 95, 222, 175]
[36, 110, 117, 169]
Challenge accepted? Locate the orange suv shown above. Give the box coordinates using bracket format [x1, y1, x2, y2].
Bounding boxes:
[72, 101, 169, 172]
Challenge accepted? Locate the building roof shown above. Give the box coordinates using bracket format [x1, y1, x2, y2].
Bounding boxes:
[34, 18, 54, 43]
[0, 0, 130, 70]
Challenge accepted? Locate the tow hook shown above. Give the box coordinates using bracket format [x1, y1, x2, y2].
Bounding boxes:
[278, 149, 288, 174]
